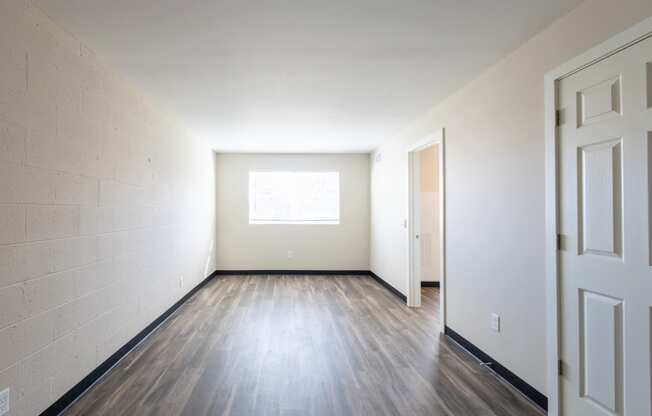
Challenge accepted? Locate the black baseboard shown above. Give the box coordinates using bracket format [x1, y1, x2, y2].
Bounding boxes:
[214, 270, 370, 276]
[444, 326, 547, 412]
[368, 271, 407, 302]
[421, 281, 440, 288]
[40, 271, 220, 416]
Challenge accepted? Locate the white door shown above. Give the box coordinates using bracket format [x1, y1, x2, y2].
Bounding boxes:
[558, 36, 652, 415]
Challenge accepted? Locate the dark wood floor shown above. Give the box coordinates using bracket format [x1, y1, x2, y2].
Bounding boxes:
[63, 275, 543, 416]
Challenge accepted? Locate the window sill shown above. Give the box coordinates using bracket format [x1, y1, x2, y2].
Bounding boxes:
[249, 220, 340, 225]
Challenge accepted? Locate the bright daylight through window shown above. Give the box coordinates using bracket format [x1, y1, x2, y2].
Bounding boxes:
[249, 171, 340, 224]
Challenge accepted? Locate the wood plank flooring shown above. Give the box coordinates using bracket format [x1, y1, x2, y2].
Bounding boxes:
[63, 275, 543, 416]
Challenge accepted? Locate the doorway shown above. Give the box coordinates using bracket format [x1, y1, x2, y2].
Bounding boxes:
[407, 129, 445, 322]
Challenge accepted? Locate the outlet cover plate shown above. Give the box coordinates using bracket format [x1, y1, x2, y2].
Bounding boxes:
[490, 313, 501, 332]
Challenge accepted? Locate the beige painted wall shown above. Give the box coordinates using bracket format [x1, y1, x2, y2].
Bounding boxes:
[370, 0, 652, 394]
[418, 146, 439, 282]
[419, 146, 438, 193]
[0, 3, 216, 415]
[215, 153, 370, 270]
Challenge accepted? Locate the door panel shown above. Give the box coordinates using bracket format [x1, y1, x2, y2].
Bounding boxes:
[559, 35, 652, 415]
[578, 139, 622, 257]
[577, 76, 622, 127]
[579, 290, 624, 414]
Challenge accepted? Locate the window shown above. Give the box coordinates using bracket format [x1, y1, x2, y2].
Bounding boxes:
[249, 171, 340, 224]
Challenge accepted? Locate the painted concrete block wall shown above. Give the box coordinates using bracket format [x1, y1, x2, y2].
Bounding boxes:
[0, 2, 216, 415]
[369, 0, 652, 395]
[215, 153, 370, 271]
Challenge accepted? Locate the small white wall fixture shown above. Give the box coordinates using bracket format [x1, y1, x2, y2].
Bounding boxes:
[544, 16, 652, 416]
[407, 128, 446, 324]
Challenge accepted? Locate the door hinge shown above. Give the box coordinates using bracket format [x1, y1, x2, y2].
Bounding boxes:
[558, 360, 564, 376]
[556, 234, 565, 251]
[555, 110, 561, 127]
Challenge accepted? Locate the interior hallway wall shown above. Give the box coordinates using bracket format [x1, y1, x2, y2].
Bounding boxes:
[418, 145, 439, 283]
[0, 2, 216, 415]
[369, 0, 652, 394]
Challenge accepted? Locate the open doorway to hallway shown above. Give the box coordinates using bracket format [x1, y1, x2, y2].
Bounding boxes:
[416, 144, 441, 289]
[415, 144, 442, 326]
[407, 130, 445, 315]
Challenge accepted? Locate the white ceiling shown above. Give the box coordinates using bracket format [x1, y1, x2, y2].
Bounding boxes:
[35, 0, 581, 153]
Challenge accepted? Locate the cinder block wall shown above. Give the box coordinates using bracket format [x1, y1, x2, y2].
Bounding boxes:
[0, 2, 217, 415]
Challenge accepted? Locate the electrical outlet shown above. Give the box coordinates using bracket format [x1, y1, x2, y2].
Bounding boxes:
[287, 250, 293, 259]
[0, 388, 10, 416]
[490, 313, 501, 332]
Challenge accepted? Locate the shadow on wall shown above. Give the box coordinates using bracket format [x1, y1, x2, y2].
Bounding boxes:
[204, 239, 215, 278]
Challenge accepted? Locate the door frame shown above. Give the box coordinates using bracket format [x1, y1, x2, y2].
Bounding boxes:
[407, 128, 446, 323]
[544, 16, 652, 416]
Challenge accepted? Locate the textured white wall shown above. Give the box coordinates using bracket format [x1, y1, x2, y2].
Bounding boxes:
[370, 0, 652, 395]
[215, 153, 370, 271]
[0, 2, 216, 415]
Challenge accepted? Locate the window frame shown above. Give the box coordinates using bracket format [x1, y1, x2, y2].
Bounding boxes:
[248, 170, 341, 225]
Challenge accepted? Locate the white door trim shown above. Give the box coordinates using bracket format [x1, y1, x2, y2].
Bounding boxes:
[407, 128, 446, 329]
[544, 16, 652, 416]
